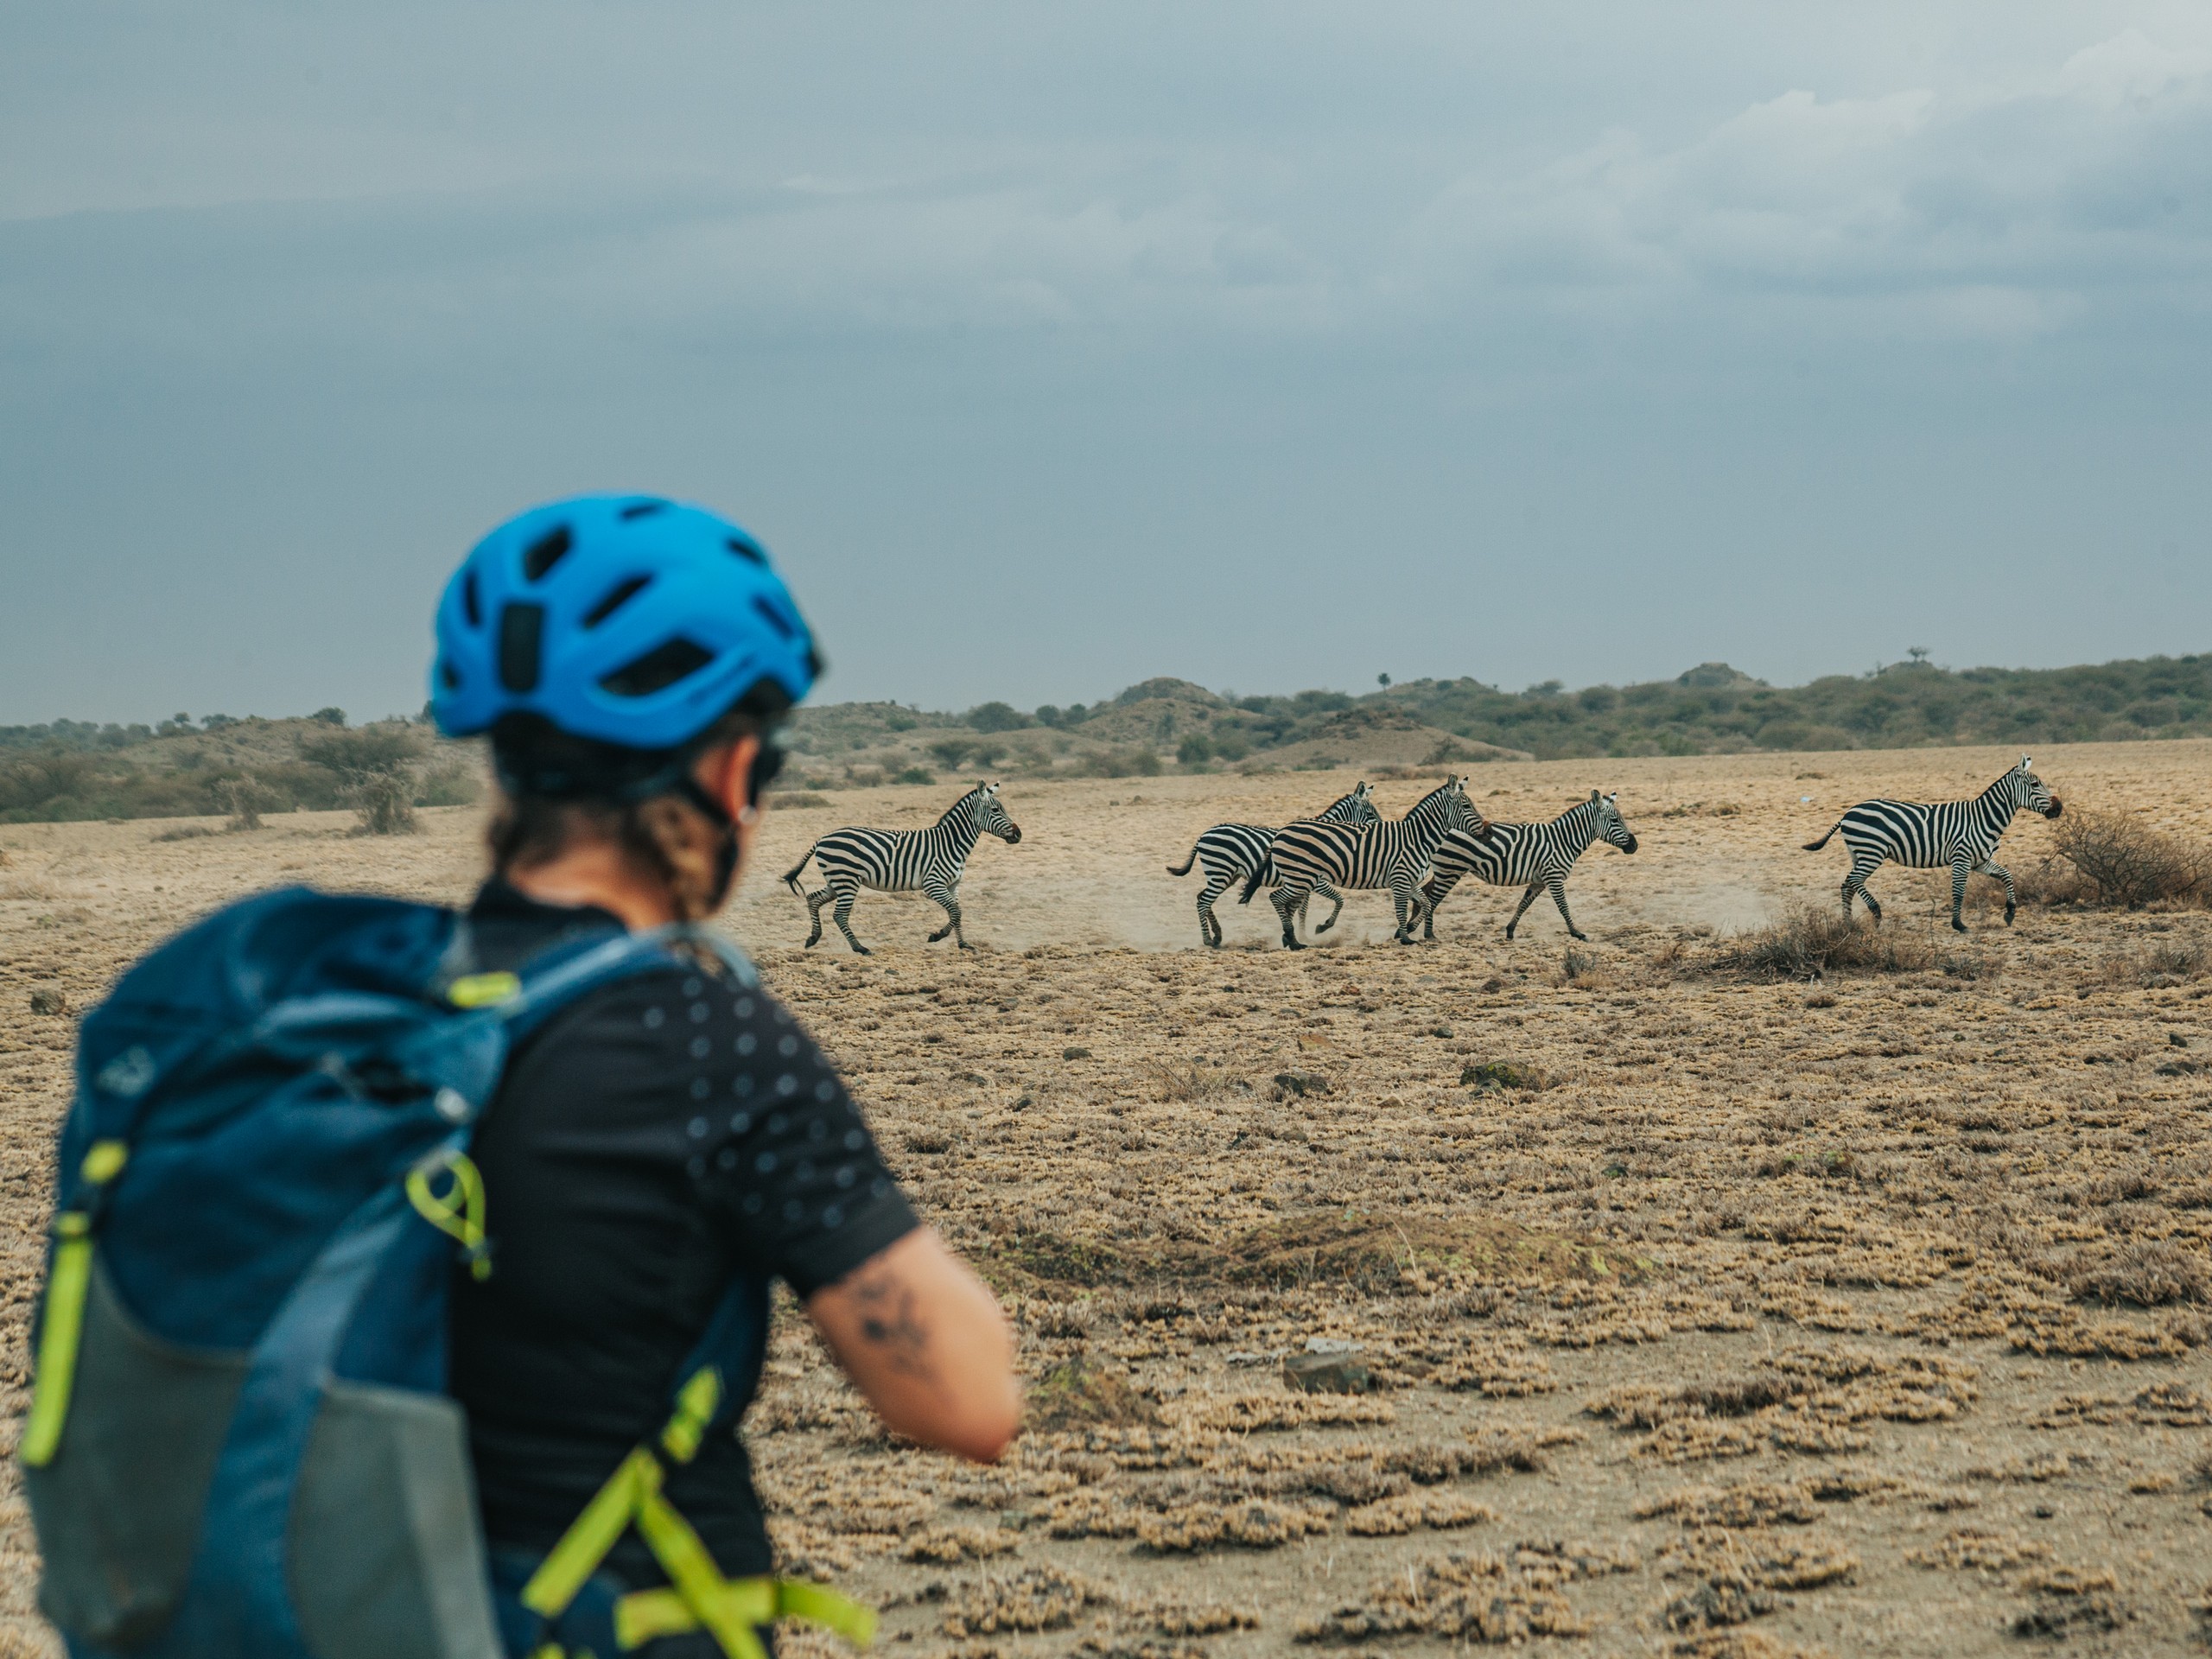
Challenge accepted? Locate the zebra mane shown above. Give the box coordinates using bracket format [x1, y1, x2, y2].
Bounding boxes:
[1402, 776, 1462, 818]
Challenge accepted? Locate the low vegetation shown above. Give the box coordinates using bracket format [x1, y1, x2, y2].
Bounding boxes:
[5, 650, 2210, 817]
[0, 711, 480, 827]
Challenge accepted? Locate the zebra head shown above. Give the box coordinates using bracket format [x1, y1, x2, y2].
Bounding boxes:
[2012, 756, 2062, 819]
[973, 781, 1023, 843]
[1410, 774, 1486, 838]
[1322, 781, 1382, 824]
[1589, 790, 1638, 853]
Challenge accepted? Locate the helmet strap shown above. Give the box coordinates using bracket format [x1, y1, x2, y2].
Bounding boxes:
[671, 774, 742, 913]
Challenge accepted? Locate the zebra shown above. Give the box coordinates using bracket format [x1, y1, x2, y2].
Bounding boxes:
[1802, 756, 2062, 932]
[1419, 791, 1638, 942]
[783, 781, 1023, 954]
[1166, 783, 1380, 948]
[1243, 775, 1488, 949]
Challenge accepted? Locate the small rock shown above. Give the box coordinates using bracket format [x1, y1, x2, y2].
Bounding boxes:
[29, 988, 67, 1016]
[1061, 1046, 1090, 1060]
[1284, 1351, 1371, 1395]
[1273, 1071, 1332, 1098]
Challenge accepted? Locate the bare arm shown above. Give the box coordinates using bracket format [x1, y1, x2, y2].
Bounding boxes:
[805, 1227, 1020, 1462]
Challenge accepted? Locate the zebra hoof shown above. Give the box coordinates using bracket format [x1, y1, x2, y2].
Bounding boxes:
[1570, 931, 1588, 943]
[1950, 918, 1967, 934]
[1282, 938, 1305, 951]
[804, 936, 821, 949]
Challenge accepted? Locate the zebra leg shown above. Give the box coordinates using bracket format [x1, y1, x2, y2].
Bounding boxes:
[1503, 883, 1543, 940]
[924, 880, 967, 948]
[1271, 884, 1306, 950]
[1195, 873, 1236, 947]
[830, 886, 869, 954]
[1312, 882, 1346, 934]
[1420, 871, 1463, 942]
[1979, 859, 2018, 925]
[804, 887, 830, 948]
[1549, 876, 1586, 941]
[1949, 857, 1972, 933]
[1389, 873, 1427, 944]
[1842, 855, 1884, 924]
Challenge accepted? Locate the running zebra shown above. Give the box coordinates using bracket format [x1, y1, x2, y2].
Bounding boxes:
[784, 781, 1023, 953]
[1166, 783, 1380, 948]
[1802, 756, 2062, 932]
[1243, 776, 1487, 948]
[1420, 791, 1638, 942]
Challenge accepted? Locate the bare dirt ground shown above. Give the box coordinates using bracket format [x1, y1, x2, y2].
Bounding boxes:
[3, 742, 2209, 1657]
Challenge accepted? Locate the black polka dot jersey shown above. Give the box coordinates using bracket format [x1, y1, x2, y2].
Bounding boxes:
[448, 881, 918, 1586]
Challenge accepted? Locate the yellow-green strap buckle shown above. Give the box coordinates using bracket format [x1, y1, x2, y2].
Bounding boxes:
[406, 1149, 491, 1281]
[447, 970, 521, 1009]
[20, 1141, 130, 1469]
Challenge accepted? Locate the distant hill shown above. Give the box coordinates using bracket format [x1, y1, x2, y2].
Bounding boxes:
[4, 652, 2206, 821]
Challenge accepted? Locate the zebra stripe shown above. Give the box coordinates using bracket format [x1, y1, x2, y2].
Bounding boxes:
[783, 781, 1023, 954]
[1249, 776, 1485, 949]
[1802, 756, 2061, 932]
[1166, 783, 1380, 948]
[1421, 791, 1638, 942]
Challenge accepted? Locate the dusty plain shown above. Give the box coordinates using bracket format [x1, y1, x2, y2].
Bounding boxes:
[3, 741, 2210, 1657]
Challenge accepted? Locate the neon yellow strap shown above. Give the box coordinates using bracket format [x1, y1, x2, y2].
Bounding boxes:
[616, 1580, 876, 1652]
[660, 1367, 722, 1464]
[406, 1151, 491, 1281]
[522, 1449, 661, 1617]
[20, 1141, 130, 1469]
[19, 1217, 92, 1468]
[633, 1486, 766, 1658]
[448, 970, 522, 1008]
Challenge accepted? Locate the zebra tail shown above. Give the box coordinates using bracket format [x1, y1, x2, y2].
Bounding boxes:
[782, 842, 821, 894]
[1802, 823, 1840, 853]
[1166, 846, 1198, 877]
[1237, 865, 1268, 906]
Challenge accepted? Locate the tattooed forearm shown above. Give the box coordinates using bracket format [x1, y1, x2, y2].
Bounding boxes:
[848, 1262, 938, 1382]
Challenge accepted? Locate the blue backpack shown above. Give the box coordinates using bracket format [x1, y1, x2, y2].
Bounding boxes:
[19, 887, 874, 1659]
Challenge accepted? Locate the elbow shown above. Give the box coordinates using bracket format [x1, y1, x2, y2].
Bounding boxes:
[925, 1376, 1024, 1464]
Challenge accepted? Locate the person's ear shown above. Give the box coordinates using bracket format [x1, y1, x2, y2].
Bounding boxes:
[698, 735, 759, 823]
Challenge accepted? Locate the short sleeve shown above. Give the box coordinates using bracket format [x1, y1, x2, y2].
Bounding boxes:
[693, 978, 919, 1298]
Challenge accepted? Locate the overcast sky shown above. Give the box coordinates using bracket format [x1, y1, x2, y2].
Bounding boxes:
[3, 3, 2208, 724]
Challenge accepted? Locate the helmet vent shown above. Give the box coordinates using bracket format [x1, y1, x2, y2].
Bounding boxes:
[582, 575, 652, 629]
[618, 499, 671, 521]
[440, 661, 460, 690]
[523, 525, 574, 582]
[726, 537, 766, 566]
[499, 604, 545, 693]
[751, 595, 798, 641]
[601, 638, 714, 697]
[461, 573, 481, 627]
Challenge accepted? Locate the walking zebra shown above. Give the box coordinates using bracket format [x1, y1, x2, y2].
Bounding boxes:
[1802, 756, 2062, 932]
[1420, 791, 1638, 942]
[1243, 776, 1487, 948]
[783, 781, 1023, 954]
[1166, 783, 1380, 948]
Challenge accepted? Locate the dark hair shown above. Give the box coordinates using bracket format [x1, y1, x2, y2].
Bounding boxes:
[486, 683, 788, 920]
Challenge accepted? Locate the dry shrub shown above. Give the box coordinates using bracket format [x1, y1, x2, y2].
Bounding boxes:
[346, 772, 418, 836]
[1143, 1060, 1232, 1103]
[1700, 906, 1934, 980]
[214, 775, 270, 830]
[2067, 1239, 2211, 1307]
[942, 1566, 1116, 1637]
[2042, 810, 2212, 909]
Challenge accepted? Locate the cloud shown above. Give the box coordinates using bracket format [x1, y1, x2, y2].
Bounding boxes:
[1398, 29, 2212, 339]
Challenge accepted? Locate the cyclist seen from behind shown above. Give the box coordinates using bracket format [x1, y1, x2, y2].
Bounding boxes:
[432, 494, 1020, 1656]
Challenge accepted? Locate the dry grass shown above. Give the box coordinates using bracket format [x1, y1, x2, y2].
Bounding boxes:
[1697, 906, 1936, 980]
[6, 743, 2212, 1659]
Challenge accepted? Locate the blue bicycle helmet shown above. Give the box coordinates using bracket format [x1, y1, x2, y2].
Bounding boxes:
[430, 494, 821, 752]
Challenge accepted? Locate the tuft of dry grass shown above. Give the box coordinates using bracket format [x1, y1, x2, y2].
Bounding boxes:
[1027, 1354, 1161, 1431]
[1697, 906, 1936, 980]
[2067, 1239, 2211, 1308]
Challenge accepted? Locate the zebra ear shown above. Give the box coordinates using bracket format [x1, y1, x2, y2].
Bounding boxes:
[2019, 754, 2031, 771]
[1589, 789, 1599, 803]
